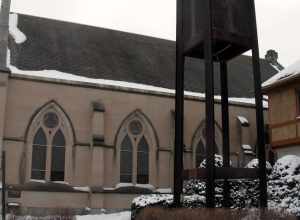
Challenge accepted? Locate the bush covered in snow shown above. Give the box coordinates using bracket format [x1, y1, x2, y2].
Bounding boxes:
[132, 155, 300, 217]
[268, 155, 300, 216]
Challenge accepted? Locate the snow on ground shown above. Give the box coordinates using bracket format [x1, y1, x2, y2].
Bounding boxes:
[76, 212, 131, 220]
[262, 59, 300, 88]
[9, 13, 27, 44]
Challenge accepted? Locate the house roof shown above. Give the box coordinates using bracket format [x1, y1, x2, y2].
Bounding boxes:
[262, 59, 300, 91]
[8, 13, 278, 98]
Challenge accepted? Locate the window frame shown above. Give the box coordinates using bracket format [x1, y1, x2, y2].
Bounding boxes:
[119, 119, 150, 185]
[29, 112, 67, 182]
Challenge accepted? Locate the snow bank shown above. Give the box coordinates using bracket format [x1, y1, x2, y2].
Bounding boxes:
[263, 59, 300, 88]
[132, 194, 173, 209]
[76, 212, 131, 220]
[9, 13, 27, 44]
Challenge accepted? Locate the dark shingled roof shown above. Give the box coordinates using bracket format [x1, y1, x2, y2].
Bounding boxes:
[9, 14, 278, 98]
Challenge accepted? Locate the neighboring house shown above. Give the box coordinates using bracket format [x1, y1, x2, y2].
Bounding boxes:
[0, 4, 277, 213]
[263, 60, 300, 158]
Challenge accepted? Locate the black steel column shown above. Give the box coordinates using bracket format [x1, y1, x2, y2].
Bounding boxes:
[174, 0, 185, 206]
[2, 151, 6, 220]
[204, 0, 216, 208]
[220, 61, 230, 207]
[250, 0, 268, 208]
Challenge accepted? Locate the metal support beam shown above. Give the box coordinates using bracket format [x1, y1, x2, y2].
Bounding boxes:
[173, 0, 185, 207]
[220, 61, 230, 208]
[204, 0, 216, 208]
[183, 167, 260, 180]
[250, 0, 268, 208]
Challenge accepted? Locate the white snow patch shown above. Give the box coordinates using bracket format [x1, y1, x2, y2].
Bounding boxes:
[8, 202, 20, 207]
[52, 181, 69, 185]
[242, 145, 252, 151]
[273, 155, 300, 178]
[263, 59, 300, 88]
[156, 188, 172, 193]
[76, 212, 131, 220]
[244, 150, 254, 155]
[135, 184, 155, 190]
[114, 183, 154, 190]
[29, 179, 46, 183]
[115, 183, 134, 188]
[237, 116, 249, 125]
[9, 13, 27, 44]
[246, 158, 272, 170]
[73, 186, 90, 192]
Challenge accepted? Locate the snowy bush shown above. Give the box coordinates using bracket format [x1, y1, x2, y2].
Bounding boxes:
[268, 155, 300, 216]
[132, 155, 300, 217]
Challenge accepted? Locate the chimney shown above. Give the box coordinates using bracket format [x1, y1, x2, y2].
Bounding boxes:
[265, 49, 284, 71]
[0, 0, 11, 72]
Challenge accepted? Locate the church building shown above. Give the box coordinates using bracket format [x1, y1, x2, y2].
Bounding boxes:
[0, 1, 277, 213]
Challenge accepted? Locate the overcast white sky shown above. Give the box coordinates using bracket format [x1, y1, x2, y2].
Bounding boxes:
[11, 0, 300, 66]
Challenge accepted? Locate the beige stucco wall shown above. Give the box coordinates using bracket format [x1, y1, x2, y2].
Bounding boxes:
[0, 72, 9, 152]
[2, 76, 262, 209]
[266, 82, 300, 157]
[268, 85, 298, 125]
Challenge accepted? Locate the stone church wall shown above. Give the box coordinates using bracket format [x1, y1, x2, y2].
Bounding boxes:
[1, 76, 262, 209]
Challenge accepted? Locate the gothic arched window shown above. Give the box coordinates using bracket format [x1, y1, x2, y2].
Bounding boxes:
[193, 122, 222, 168]
[118, 115, 153, 185]
[30, 111, 67, 182]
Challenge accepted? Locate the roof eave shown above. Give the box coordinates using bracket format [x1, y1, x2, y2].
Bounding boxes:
[262, 74, 300, 93]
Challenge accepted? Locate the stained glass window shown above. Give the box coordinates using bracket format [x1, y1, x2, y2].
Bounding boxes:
[43, 112, 59, 129]
[50, 129, 65, 181]
[137, 136, 149, 184]
[31, 128, 47, 179]
[120, 135, 133, 183]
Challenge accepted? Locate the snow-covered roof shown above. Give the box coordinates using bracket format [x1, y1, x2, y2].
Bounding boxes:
[262, 59, 300, 89]
[7, 13, 278, 99]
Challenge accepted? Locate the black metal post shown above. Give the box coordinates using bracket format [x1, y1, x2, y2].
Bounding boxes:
[220, 61, 230, 207]
[174, 0, 185, 206]
[204, 0, 216, 208]
[2, 151, 6, 220]
[250, 0, 268, 208]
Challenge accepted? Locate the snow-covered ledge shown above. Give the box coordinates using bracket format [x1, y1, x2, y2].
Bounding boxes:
[115, 183, 155, 191]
